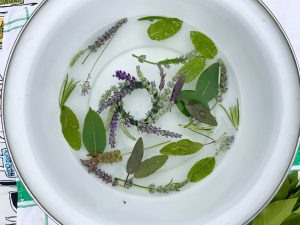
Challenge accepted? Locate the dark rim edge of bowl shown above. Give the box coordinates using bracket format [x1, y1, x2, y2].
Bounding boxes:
[1, 1, 299, 225]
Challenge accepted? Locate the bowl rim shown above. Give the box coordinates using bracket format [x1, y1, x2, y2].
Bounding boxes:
[1, 0, 300, 224]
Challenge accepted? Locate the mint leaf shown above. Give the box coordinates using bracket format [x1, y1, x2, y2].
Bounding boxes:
[178, 56, 206, 83]
[147, 18, 183, 41]
[160, 139, 203, 156]
[188, 157, 215, 182]
[190, 31, 218, 59]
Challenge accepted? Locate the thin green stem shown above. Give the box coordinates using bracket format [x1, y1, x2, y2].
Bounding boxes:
[187, 128, 216, 141]
[82, 50, 92, 65]
[115, 177, 149, 190]
[122, 140, 171, 156]
[132, 54, 158, 65]
[211, 100, 218, 111]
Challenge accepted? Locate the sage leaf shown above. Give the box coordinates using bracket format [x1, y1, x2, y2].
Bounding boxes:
[134, 155, 168, 178]
[188, 157, 215, 182]
[60, 106, 81, 150]
[190, 31, 218, 59]
[185, 101, 217, 126]
[147, 18, 183, 41]
[196, 63, 220, 104]
[138, 16, 167, 21]
[178, 56, 206, 83]
[160, 139, 203, 156]
[159, 57, 186, 65]
[272, 178, 290, 202]
[82, 108, 106, 154]
[126, 137, 144, 174]
[252, 198, 297, 225]
[282, 213, 300, 225]
[288, 171, 299, 194]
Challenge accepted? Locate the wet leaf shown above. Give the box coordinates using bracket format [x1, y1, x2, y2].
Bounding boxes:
[138, 16, 167, 21]
[190, 31, 218, 59]
[282, 213, 300, 225]
[60, 106, 81, 150]
[188, 157, 215, 182]
[185, 101, 217, 126]
[159, 57, 186, 65]
[272, 178, 290, 202]
[147, 18, 183, 41]
[178, 56, 206, 83]
[126, 137, 144, 174]
[82, 108, 106, 154]
[160, 139, 203, 156]
[196, 63, 220, 104]
[134, 155, 168, 178]
[252, 199, 297, 225]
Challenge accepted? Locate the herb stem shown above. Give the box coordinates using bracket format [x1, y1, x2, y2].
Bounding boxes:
[211, 100, 218, 110]
[82, 50, 92, 65]
[132, 54, 158, 65]
[122, 140, 171, 156]
[187, 128, 216, 141]
[115, 177, 149, 190]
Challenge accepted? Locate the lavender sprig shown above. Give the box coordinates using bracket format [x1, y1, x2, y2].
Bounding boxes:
[95, 169, 113, 183]
[137, 124, 182, 139]
[114, 70, 136, 83]
[109, 112, 119, 148]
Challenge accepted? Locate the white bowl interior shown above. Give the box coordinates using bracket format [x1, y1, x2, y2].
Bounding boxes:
[3, 0, 300, 225]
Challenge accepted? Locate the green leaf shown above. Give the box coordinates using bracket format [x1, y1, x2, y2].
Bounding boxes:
[272, 178, 290, 202]
[60, 106, 81, 150]
[178, 56, 206, 83]
[252, 199, 297, 225]
[185, 101, 217, 126]
[288, 171, 299, 194]
[190, 31, 218, 59]
[282, 213, 300, 225]
[126, 137, 144, 174]
[188, 157, 215, 182]
[138, 16, 167, 21]
[289, 188, 300, 200]
[196, 63, 220, 104]
[82, 108, 106, 154]
[160, 139, 203, 156]
[147, 18, 183, 41]
[134, 155, 168, 178]
[294, 206, 300, 214]
[158, 57, 186, 65]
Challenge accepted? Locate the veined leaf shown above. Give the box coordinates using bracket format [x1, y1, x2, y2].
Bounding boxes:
[185, 101, 217, 126]
[82, 108, 106, 154]
[196, 63, 220, 104]
[126, 137, 144, 174]
[188, 157, 215, 182]
[252, 199, 297, 225]
[147, 18, 183, 41]
[160, 139, 203, 156]
[138, 16, 167, 21]
[134, 155, 168, 178]
[178, 56, 206, 83]
[60, 106, 81, 150]
[190, 31, 218, 59]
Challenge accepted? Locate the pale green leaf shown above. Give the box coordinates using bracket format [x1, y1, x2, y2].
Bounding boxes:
[147, 18, 183, 41]
[160, 139, 203, 156]
[190, 31, 218, 59]
[188, 157, 215, 182]
[178, 56, 206, 83]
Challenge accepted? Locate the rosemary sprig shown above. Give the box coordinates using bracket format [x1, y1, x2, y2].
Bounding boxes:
[220, 99, 240, 130]
[59, 74, 79, 107]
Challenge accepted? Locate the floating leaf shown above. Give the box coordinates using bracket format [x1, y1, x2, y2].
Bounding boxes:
[282, 214, 300, 225]
[196, 63, 220, 104]
[160, 139, 203, 156]
[178, 56, 206, 83]
[190, 31, 218, 59]
[82, 108, 106, 154]
[60, 106, 81, 150]
[252, 199, 297, 225]
[126, 137, 144, 174]
[147, 18, 183, 41]
[134, 155, 168, 178]
[272, 178, 290, 202]
[188, 157, 215, 182]
[159, 57, 186, 65]
[185, 101, 217, 126]
[138, 16, 167, 21]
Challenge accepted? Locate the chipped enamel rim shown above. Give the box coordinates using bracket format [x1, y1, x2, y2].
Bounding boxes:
[1, 0, 299, 224]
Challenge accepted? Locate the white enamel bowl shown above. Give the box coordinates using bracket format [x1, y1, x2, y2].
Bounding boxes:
[2, 0, 300, 224]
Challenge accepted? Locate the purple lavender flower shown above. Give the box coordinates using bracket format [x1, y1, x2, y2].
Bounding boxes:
[170, 75, 185, 102]
[109, 112, 119, 148]
[137, 124, 182, 139]
[114, 71, 136, 83]
[95, 168, 113, 183]
[88, 18, 128, 52]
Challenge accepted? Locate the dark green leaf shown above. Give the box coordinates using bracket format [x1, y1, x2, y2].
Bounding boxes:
[82, 108, 106, 154]
[185, 101, 217, 126]
[294, 206, 300, 214]
[126, 137, 144, 174]
[147, 18, 183, 41]
[190, 31, 218, 59]
[158, 57, 186, 65]
[160, 139, 203, 156]
[60, 106, 81, 150]
[134, 155, 168, 178]
[196, 63, 220, 104]
[282, 213, 300, 225]
[178, 56, 206, 83]
[288, 171, 299, 195]
[138, 16, 167, 21]
[188, 157, 215, 182]
[272, 178, 290, 202]
[252, 199, 297, 225]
